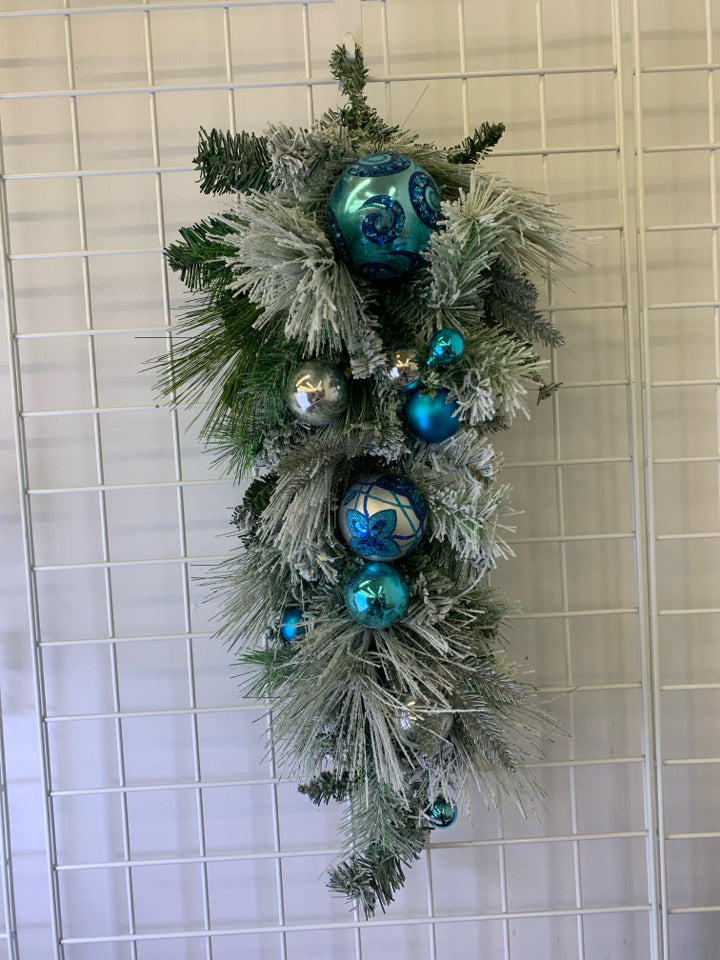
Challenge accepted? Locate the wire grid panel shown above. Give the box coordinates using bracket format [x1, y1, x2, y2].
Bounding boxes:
[0, 692, 18, 960]
[0, 0, 717, 958]
[632, 1, 720, 957]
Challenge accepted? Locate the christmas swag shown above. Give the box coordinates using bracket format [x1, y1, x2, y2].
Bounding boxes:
[154, 45, 574, 916]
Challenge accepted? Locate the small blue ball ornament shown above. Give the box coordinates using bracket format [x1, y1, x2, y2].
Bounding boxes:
[339, 474, 426, 561]
[280, 607, 307, 643]
[405, 387, 461, 443]
[344, 561, 411, 628]
[427, 328, 466, 367]
[327, 152, 443, 279]
[427, 796, 458, 828]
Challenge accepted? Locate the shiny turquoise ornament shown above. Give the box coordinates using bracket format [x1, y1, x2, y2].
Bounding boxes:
[327, 152, 442, 279]
[428, 796, 458, 828]
[280, 607, 307, 643]
[339, 474, 426, 561]
[427, 328, 465, 367]
[344, 561, 410, 628]
[405, 387, 461, 443]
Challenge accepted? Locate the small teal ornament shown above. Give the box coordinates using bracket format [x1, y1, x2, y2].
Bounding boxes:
[427, 328, 465, 367]
[339, 474, 426, 561]
[327, 152, 442, 279]
[427, 796, 458, 828]
[405, 387, 461, 443]
[344, 561, 410, 628]
[280, 607, 307, 643]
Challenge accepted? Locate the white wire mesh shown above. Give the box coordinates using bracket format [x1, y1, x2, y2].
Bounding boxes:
[0, 0, 719, 957]
[0, 691, 18, 960]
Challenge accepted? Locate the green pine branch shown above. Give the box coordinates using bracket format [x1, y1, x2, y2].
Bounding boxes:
[447, 121, 506, 164]
[149, 292, 305, 477]
[328, 841, 425, 918]
[328, 43, 393, 141]
[328, 772, 432, 917]
[165, 215, 239, 292]
[536, 379, 563, 403]
[194, 126, 272, 195]
[298, 771, 355, 805]
[485, 266, 565, 347]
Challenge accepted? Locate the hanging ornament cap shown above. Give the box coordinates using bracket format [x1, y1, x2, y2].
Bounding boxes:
[286, 360, 350, 426]
[327, 152, 442, 279]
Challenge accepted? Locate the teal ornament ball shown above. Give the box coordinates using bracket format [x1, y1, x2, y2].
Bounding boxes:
[327, 153, 442, 279]
[427, 328, 466, 367]
[428, 796, 458, 828]
[339, 474, 426, 561]
[344, 561, 410, 628]
[280, 607, 307, 643]
[405, 387, 461, 443]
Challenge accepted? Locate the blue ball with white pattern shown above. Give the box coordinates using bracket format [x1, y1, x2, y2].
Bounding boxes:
[327, 152, 443, 279]
[339, 474, 427, 561]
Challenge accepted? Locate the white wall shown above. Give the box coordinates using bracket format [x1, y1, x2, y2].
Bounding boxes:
[1, 0, 719, 958]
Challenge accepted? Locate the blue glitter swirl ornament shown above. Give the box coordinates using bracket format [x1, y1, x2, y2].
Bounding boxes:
[405, 387, 461, 443]
[427, 328, 466, 367]
[327, 152, 442, 279]
[427, 796, 458, 828]
[280, 607, 307, 643]
[344, 561, 410, 628]
[339, 474, 426, 561]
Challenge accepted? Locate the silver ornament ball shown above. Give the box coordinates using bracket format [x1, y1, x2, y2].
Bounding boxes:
[395, 695, 453, 756]
[286, 360, 350, 426]
[387, 348, 421, 391]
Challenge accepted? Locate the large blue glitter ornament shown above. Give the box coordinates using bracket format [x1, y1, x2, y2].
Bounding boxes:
[280, 607, 307, 643]
[427, 796, 458, 828]
[427, 328, 466, 367]
[339, 474, 426, 561]
[405, 387, 461, 443]
[327, 152, 443, 279]
[344, 561, 410, 628]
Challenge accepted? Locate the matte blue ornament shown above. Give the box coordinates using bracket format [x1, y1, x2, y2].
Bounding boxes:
[427, 328, 466, 367]
[339, 474, 426, 561]
[280, 607, 307, 643]
[327, 152, 443, 279]
[405, 387, 461, 443]
[344, 561, 410, 628]
[427, 796, 458, 828]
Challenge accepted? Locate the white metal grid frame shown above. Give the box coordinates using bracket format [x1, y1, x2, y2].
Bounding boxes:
[631, 1, 720, 955]
[0, 691, 19, 960]
[0, 0, 718, 958]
